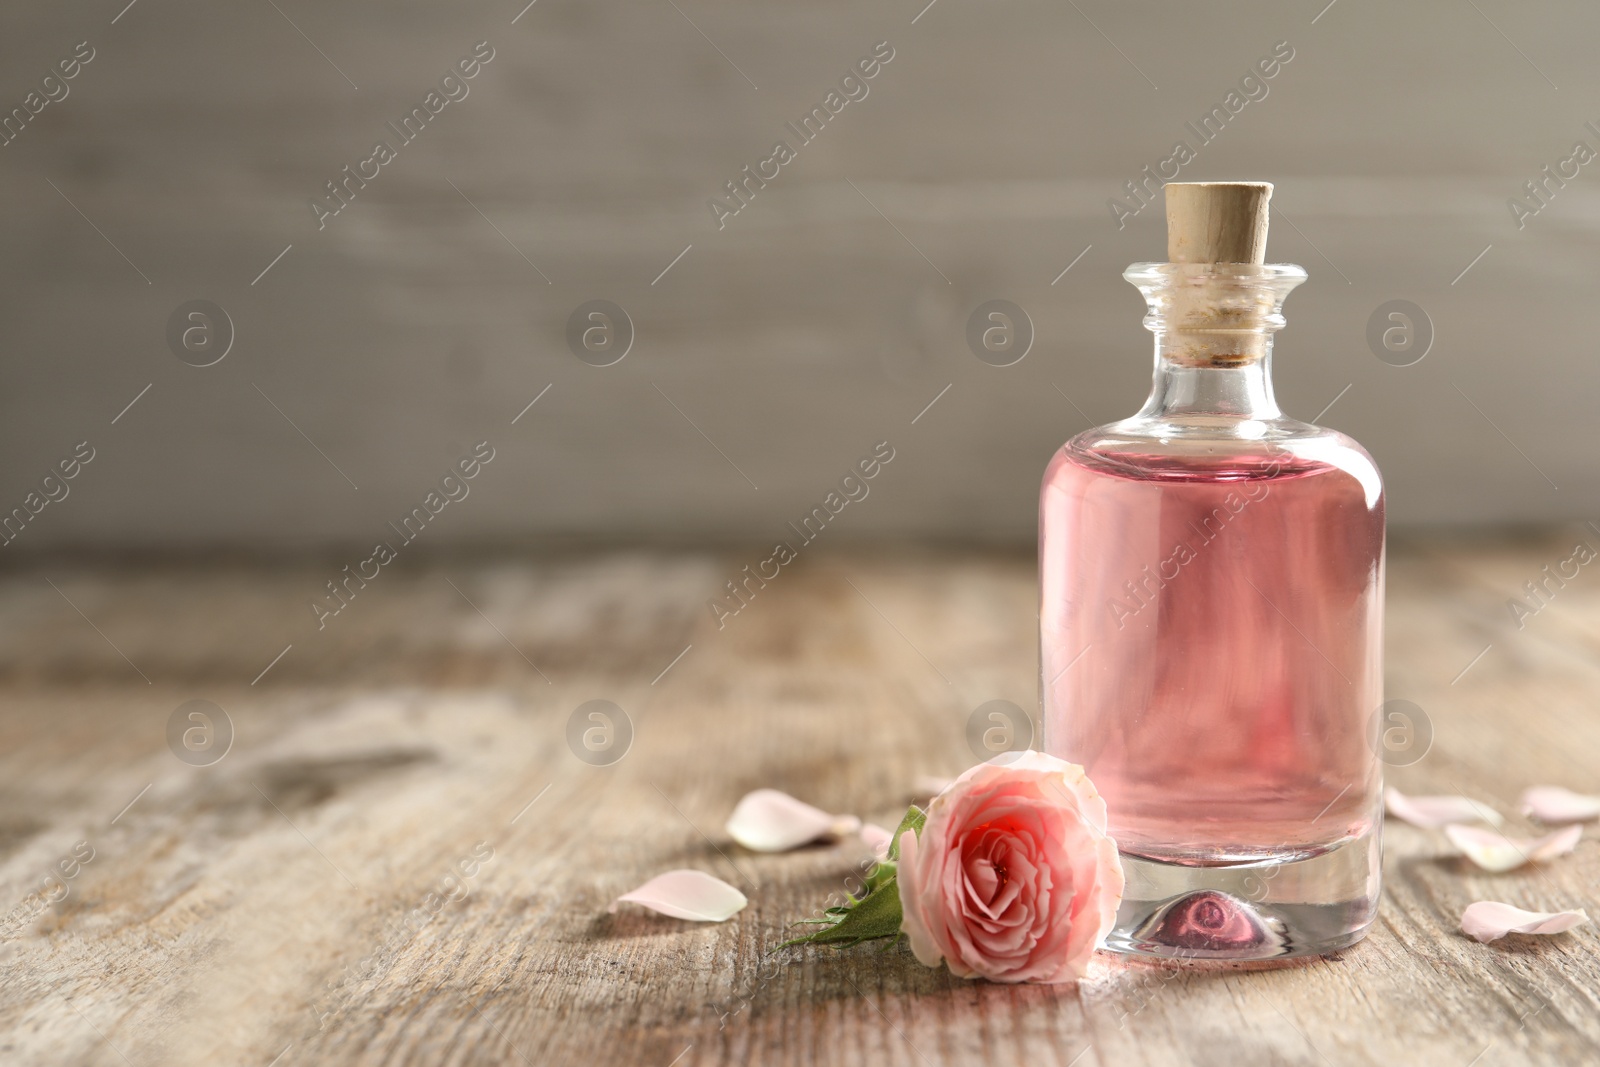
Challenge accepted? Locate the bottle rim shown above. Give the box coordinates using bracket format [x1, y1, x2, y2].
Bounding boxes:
[1124, 262, 1308, 285]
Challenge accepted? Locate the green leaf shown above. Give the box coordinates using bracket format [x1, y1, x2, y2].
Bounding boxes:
[778, 804, 927, 951]
[886, 804, 925, 861]
[778, 876, 905, 948]
[859, 859, 895, 894]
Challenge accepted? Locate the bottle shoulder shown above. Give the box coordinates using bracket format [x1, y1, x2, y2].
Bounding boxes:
[1047, 416, 1383, 498]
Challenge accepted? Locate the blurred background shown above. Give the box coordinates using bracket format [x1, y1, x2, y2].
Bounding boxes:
[6, 8, 1600, 1062]
[0, 0, 1593, 553]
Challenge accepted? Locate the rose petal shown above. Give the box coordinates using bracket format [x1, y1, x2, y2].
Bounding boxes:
[1460, 901, 1590, 943]
[1520, 785, 1600, 824]
[1384, 787, 1503, 828]
[725, 789, 860, 852]
[860, 823, 893, 860]
[1445, 824, 1582, 872]
[898, 829, 946, 970]
[609, 870, 747, 922]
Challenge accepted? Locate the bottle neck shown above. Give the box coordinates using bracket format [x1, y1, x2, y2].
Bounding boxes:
[1123, 261, 1305, 425]
[1138, 337, 1281, 420]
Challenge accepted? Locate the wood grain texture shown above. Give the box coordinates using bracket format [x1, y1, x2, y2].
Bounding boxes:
[2, 535, 1599, 1066]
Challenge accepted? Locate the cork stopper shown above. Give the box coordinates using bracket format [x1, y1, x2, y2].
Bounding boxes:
[1158, 182, 1277, 366]
[1166, 182, 1272, 264]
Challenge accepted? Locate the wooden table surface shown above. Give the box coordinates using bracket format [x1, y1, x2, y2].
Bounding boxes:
[2, 535, 1598, 1066]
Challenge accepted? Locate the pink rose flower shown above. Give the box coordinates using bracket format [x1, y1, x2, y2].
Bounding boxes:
[897, 752, 1124, 983]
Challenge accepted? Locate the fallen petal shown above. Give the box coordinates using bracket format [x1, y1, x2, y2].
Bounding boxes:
[860, 823, 893, 860]
[1445, 824, 1582, 872]
[1460, 901, 1590, 943]
[1385, 787, 1503, 828]
[609, 870, 747, 922]
[1521, 785, 1600, 824]
[726, 789, 859, 852]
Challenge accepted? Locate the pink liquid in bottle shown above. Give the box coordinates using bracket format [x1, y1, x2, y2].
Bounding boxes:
[1041, 444, 1383, 859]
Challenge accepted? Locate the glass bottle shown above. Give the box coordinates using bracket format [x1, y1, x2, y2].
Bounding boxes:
[1040, 252, 1384, 961]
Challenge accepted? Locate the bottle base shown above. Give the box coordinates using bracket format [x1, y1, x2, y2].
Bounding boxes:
[1102, 831, 1379, 962]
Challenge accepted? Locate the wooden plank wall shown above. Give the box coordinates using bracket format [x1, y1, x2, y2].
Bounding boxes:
[0, 0, 1595, 552]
